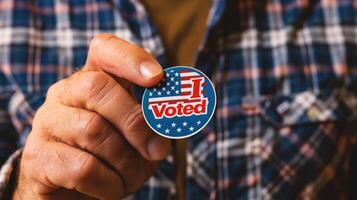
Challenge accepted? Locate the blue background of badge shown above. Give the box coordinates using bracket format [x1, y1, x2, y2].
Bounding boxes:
[142, 66, 216, 139]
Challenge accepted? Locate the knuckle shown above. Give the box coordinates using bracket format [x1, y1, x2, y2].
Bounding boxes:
[32, 103, 60, 136]
[46, 82, 58, 98]
[22, 136, 42, 163]
[22, 146, 35, 163]
[32, 105, 47, 129]
[71, 153, 97, 186]
[81, 112, 108, 144]
[123, 104, 144, 131]
[79, 71, 108, 92]
[32, 103, 57, 131]
[78, 71, 116, 103]
[46, 80, 66, 102]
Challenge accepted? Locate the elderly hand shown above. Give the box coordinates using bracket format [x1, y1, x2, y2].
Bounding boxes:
[13, 33, 171, 200]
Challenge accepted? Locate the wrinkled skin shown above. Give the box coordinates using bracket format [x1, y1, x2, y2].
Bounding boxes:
[13, 33, 171, 200]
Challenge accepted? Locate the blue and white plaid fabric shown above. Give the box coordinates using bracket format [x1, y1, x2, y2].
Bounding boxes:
[0, 0, 356, 199]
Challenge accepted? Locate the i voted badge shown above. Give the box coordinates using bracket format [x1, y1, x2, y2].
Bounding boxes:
[142, 66, 216, 139]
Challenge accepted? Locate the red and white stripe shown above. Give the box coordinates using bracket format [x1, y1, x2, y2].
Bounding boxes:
[149, 70, 205, 105]
[180, 70, 202, 96]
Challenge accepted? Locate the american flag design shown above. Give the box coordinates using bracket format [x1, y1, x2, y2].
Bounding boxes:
[142, 66, 216, 139]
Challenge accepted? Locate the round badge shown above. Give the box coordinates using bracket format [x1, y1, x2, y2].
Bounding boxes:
[142, 66, 216, 139]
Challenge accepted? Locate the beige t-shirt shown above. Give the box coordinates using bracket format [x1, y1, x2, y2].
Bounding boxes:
[140, 1, 211, 199]
[141, 0, 211, 66]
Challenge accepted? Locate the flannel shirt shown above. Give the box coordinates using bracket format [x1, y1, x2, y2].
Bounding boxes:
[0, 0, 357, 199]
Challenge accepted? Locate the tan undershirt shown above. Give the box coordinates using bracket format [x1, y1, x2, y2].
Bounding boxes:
[140, 1, 211, 199]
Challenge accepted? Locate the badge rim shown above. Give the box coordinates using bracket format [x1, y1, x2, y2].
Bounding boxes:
[141, 66, 216, 139]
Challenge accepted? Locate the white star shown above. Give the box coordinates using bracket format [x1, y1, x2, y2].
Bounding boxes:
[170, 77, 174, 81]
[162, 88, 166, 91]
[197, 121, 201, 125]
[183, 122, 187, 127]
[170, 70, 174, 73]
[175, 81, 179, 85]
[175, 72, 179, 77]
[153, 88, 157, 92]
[175, 90, 179, 94]
[189, 127, 194, 131]
[166, 82, 170, 86]
[177, 128, 182, 133]
[158, 91, 162, 95]
[171, 123, 176, 127]
[171, 86, 175, 90]
[157, 124, 162, 128]
[166, 73, 170, 77]
[166, 91, 171, 95]
[149, 92, 153, 96]
[165, 129, 170, 133]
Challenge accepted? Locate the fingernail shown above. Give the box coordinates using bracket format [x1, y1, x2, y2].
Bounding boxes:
[139, 61, 162, 79]
[147, 136, 171, 160]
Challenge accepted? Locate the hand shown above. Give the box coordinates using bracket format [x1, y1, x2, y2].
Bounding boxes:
[13, 33, 171, 200]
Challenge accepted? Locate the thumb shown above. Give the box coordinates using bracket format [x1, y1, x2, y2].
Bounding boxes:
[84, 33, 163, 87]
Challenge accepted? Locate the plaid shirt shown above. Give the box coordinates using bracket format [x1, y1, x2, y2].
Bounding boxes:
[0, 0, 356, 199]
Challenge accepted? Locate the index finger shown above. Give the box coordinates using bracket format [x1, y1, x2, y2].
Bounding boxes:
[84, 33, 163, 87]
